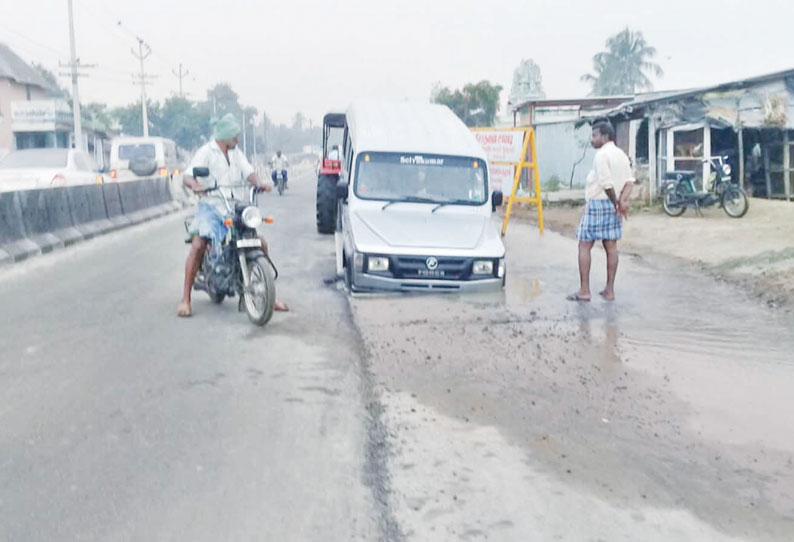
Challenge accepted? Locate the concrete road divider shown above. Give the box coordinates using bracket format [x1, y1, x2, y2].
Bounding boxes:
[1, 177, 182, 265]
[66, 185, 115, 239]
[103, 182, 131, 229]
[0, 191, 39, 264]
[18, 189, 63, 253]
[46, 187, 83, 246]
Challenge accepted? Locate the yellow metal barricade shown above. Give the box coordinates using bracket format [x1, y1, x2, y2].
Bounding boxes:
[471, 127, 543, 236]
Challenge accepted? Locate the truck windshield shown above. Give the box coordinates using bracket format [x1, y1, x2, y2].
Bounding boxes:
[354, 152, 488, 205]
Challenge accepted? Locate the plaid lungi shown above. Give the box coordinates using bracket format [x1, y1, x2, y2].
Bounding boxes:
[576, 199, 622, 241]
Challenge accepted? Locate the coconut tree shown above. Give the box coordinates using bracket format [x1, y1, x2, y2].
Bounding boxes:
[581, 28, 663, 96]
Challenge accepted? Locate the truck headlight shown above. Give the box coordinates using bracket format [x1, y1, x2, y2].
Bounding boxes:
[472, 260, 494, 275]
[367, 256, 389, 272]
[497, 258, 505, 278]
[241, 206, 263, 228]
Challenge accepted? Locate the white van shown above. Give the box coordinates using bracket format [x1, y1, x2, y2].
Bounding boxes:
[109, 136, 182, 182]
[336, 101, 505, 292]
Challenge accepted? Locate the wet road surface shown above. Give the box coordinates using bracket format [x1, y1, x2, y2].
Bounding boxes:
[351, 219, 794, 541]
[2, 169, 792, 541]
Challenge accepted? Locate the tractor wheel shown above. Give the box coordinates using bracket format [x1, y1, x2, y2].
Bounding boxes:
[316, 174, 338, 234]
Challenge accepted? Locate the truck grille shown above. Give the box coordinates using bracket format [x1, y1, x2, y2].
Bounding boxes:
[390, 256, 470, 280]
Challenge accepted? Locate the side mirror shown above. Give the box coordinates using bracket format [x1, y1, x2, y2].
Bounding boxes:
[492, 190, 503, 207]
[192, 167, 210, 178]
[336, 181, 349, 200]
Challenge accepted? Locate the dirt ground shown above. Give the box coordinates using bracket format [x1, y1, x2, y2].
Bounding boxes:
[510, 197, 794, 310]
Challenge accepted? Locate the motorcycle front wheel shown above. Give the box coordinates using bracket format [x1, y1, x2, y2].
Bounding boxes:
[721, 186, 749, 218]
[244, 256, 276, 326]
[277, 179, 284, 196]
[662, 191, 686, 217]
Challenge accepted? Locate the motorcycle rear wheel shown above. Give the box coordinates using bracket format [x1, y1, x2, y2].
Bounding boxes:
[244, 256, 276, 326]
[662, 192, 686, 217]
[722, 186, 749, 218]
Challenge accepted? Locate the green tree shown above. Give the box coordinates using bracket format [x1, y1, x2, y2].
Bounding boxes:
[158, 96, 211, 150]
[81, 103, 114, 134]
[111, 101, 162, 137]
[509, 59, 545, 106]
[432, 80, 503, 127]
[581, 28, 663, 96]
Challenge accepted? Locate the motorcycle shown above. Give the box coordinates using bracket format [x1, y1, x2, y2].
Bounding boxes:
[188, 167, 278, 326]
[661, 156, 749, 218]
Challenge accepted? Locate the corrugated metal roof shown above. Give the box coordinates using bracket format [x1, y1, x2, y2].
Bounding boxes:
[585, 67, 794, 120]
[0, 42, 52, 89]
[346, 101, 486, 160]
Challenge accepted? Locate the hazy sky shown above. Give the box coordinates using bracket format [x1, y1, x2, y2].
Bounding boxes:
[1, 0, 792, 126]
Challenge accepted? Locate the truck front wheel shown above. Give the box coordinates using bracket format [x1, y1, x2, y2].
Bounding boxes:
[316, 174, 338, 234]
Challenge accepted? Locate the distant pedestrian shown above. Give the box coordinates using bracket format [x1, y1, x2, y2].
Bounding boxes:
[567, 121, 634, 302]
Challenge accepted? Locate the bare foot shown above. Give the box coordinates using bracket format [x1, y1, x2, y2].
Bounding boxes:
[599, 290, 615, 301]
[176, 301, 192, 317]
[274, 300, 289, 312]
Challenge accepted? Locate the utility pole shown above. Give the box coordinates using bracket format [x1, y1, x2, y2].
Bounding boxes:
[252, 117, 257, 165]
[66, 0, 84, 151]
[242, 112, 247, 156]
[171, 63, 189, 97]
[131, 37, 152, 136]
[263, 112, 268, 159]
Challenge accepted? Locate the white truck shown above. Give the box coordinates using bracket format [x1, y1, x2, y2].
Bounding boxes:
[335, 101, 505, 292]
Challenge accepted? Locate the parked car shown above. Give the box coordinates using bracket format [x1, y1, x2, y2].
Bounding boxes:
[109, 136, 182, 182]
[0, 148, 103, 192]
[336, 101, 505, 292]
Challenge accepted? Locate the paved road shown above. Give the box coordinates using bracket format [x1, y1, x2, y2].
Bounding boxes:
[0, 168, 385, 541]
[2, 167, 793, 542]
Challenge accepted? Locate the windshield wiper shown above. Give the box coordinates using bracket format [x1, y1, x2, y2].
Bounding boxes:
[381, 196, 437, 211]
[431, 199, 474, 213]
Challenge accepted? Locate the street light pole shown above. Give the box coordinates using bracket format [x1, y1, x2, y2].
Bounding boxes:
[66, 0, 83, 150]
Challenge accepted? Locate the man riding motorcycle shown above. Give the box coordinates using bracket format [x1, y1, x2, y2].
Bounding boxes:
[177, 113, 289, 317]
[269, 150, 289, 190]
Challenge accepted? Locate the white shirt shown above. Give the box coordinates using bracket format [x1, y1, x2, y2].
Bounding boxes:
[187, 140, 255, 213]
[270, 154, 289, 171]
[586, 141, 634, 201]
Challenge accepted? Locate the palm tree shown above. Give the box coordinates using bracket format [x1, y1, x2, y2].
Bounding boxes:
[581, 28, 663, 96]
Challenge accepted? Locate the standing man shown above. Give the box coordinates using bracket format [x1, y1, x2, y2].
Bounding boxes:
[177, 113, 289, 317]
[567, 121, 634, 302]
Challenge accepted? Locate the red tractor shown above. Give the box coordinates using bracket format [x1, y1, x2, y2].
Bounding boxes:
[316, 112, 346, 234]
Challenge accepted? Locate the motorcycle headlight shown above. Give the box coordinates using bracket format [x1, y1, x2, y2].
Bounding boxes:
[241, 206, 263, 228]
[472, 260, 494, 275]
[722, 164, 732, 175]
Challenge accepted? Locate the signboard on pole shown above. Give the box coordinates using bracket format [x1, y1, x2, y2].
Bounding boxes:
[473, 130, 527, 163]
[472, 127, 544, 235]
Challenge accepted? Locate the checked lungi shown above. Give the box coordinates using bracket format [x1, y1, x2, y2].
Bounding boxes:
[576, 199, 622, 241]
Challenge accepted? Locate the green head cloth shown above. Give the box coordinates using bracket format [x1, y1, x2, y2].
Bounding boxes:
[212, 113, 241, 141]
